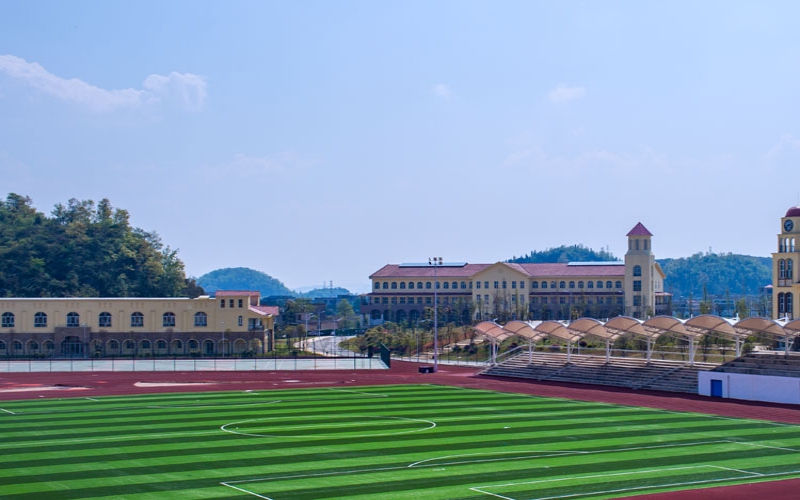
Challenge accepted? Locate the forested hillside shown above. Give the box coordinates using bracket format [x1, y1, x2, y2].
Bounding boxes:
[197, 267, 293, 297]
[508, 245, 772, 299]
[658, 253, 772, 299]
[0, 193, 197, 297]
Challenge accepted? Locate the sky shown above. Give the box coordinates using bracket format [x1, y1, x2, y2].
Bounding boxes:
[1, 1, 799, 294]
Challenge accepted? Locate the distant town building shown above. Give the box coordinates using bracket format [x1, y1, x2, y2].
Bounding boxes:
[0, 291, 277, 358]
[362, 223, 669, 325]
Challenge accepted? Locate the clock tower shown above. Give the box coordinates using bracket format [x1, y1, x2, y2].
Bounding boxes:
[772, 206, 800, 320]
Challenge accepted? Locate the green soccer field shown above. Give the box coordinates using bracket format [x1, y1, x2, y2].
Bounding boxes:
[1, 384, 799, 499]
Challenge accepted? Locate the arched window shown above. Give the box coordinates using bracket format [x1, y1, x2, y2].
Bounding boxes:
[443, 282, 449, 289]
[559, 281, 566, 289]
[157, 340, 167, 349]
[98, 312, 112, 327]
[400, 282, 406, 289]
[131, 312, 144, 327]
[417, 282, 423, 289]
[141, 340, 151, 349]
[633, 265, 642, 277]
[1, 312, 14, 328]
[597, 281, 603, 289]
[788, 260, 794, 279]
[531, 281, 539, 289]
[578, 281, 584, 289]
[587, 281, 594, 289]
[780, 259, 786, 278]
[109, 340, 119, 350]
[34, 312, 47, 327]
[163, 312, 176, 327]
[569, 281, 575, 289]
[382, 282, 388, 289]
[125, 340, 135, 349]
[615, 281, 622, 289]
[408, 282, 414, 289]
[788, 293, 794, 316]
[606, 281, 613, 289]
[66, 312, 80, 327]
[43, 340, 54, 351]
[0, 341, 5, 350]
[29, 341, 39, 350]
[13, 340, 22, 351]
[188, 340, 199, 350]
[374, 282, 379, 289]
[194, 312, 208, 327]
[391, 282, 397, 289]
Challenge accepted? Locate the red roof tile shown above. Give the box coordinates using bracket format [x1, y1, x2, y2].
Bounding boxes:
[251, 305, 279, 316]
[627, 222, 653, 237]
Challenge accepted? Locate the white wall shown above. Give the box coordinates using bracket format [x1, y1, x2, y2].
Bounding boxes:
[699, 371, 800, 405]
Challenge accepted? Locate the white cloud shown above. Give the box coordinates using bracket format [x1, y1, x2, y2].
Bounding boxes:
[432, 83, 452, 98]
[0, 54, 206, 112]
[764, 133, 800, 161]
[547, 84, 586, 103]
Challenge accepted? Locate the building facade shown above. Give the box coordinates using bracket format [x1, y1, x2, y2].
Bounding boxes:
[773, 206, 800, 320]
[362, 223, 669, 324]
[0, 290, 277, 358]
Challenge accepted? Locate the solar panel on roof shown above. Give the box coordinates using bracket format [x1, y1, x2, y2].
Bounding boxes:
[398, 262, 468, 268]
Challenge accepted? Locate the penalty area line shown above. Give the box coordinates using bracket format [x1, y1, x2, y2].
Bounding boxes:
[0, 407, 16, 415]
[221, 482, 274, 499]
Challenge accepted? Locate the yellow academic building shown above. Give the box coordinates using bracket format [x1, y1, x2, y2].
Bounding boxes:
[0, 290, 276, 358]
[363, 223, 670, 325]
[773, 206, 800, 320]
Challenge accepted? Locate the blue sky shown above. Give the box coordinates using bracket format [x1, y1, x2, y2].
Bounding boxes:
[1, 1, 799, 293]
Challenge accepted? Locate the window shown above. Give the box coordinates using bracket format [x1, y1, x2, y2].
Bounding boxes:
[426, 297, 432, 304]
[476, 281, 481, 289]
[559, 281, 566, 289]
[426, 282, 432, 289]
[382, 297, 388, 304]
[374, 282, 380, 289]
[391, 282, 397, 289]
[417, 282, 423, 289]
[162, 312, 176, 327]
[29, 341, 39, 350]
[587, 281, 593, 289]
[597, 281, 603, 289]
[194, 312, 208, 327]
[391, 297, 397, 304]
[142, 340, 151, 349]
[400, 282, 406, 289]
[435, 282, 440, 289]
[98, 312, 112, 327]
[125, 340, 135, 349]
[33, 312, 47, 328]
[157, 340, 167, 349]
[174, 340, 183, 349]
[520, 281, 525, 289]
[494, 281, 499, 289]
[399, 297, 406, 304]
[502, 281, 507, 289]
[382, 282, 388, 289]
[633, 265, 642, 277]
[188, 340, 199, 350]
[615, 281, 622, 289]
[633, 296, 641, 306]
[238, 299, 243, 308]
[109, 340, 119, 350]
[484, 281, 489, 289]
[131, 312, 144, 327]
[550, 281, 557, 289]
[13, 340, 22, 351]
[221, 299, 225, 308]
[408, 282, 414, 289]
[1, 312, 14, 328]
[789, 260, 795, 279]
[531, 281, 538, 289]
[635, 240, 640, 250]
[578, 281, 584, 289]
[780, 259, 786, 278]
[633, 280, 642, 292]
[569, 281, 575, 289]
[542, 281, 548, 289]
[443, 282, 449, 289]
[0, 341, 5, 350]
[560, 297, 566, 304]
[461, 281, 467, 289]
[66, 312, 80, 327]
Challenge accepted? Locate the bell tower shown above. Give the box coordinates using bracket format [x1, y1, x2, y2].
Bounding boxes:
[624, 222, 655, 318]
[773, 206, 800, 320]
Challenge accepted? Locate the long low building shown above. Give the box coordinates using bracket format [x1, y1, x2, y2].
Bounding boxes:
[362, 223, 670, 324]
[0, 290, 277, 358]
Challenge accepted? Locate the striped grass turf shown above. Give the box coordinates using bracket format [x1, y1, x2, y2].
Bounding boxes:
[0, 385, 799, 499]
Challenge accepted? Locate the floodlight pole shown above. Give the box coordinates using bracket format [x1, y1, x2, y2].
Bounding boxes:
[429, 257, 442, 372]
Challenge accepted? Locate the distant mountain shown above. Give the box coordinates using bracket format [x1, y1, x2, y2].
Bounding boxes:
[197, 267, 293, 297]
[508, 245, 619, 264]
[301, 287, 351, 298]
[657, 253, 772, 299]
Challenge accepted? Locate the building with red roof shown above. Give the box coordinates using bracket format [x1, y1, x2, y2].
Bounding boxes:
[773, 206, 800, 320]
[362, 223, 668, 324]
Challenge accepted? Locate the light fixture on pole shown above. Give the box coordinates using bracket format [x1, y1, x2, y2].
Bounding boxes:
[429, 257, 442, 372]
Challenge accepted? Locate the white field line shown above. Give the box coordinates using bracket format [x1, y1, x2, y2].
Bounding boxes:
[220, 415, 436, 439]
[733, 441, 800, 452]
[470, 465, 768, 500]
[0, 407, 16, 415]
[0, 429, 221, 450]
[475, 470, 800, 500]
[220, 482, 274, 499]
[324, 388, 390, 398]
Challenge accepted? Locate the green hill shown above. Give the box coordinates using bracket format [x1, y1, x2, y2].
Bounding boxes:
[197, 267, 293, 297]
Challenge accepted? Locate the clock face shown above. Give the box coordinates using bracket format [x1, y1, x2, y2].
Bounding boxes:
[785, 219, 795, 232]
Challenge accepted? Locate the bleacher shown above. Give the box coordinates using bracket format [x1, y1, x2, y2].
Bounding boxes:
[712, 352, 800, 378]
[481, 352, 717, 394]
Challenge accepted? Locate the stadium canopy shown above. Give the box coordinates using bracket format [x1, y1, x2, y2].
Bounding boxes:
[640, 316, 702, 365]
